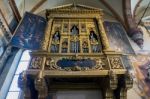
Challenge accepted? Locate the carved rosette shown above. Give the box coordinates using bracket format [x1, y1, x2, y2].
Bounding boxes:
[109, 57, 124, 69]
[30, 57, 43, 69]
[93, 58, 107, 70]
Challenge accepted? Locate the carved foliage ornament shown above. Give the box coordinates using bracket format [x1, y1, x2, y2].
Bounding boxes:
[30, 57, 43, 69]
[109, 57, 123, 69]
[45, 57, 107, 71]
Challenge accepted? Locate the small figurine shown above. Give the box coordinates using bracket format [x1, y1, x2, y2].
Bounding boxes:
[51, 29, 61, 53]
[89, 29, 99, 52]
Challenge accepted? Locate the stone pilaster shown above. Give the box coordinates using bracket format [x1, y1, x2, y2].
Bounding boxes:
[96, 18, 110, 51]
[41, 18, 53, 51]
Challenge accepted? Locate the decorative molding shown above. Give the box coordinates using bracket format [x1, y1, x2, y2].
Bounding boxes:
[45, 57, 108, 71]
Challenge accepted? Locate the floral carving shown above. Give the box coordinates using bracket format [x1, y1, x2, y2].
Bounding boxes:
[30, 57, 42, 69]
[92, 58, 106, 70]
[45, 57, 108, 71]
[109, 57, 123, 69]
[46, 58, 61, 70]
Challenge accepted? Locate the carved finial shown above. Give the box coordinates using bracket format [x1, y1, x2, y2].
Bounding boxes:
[73, 0, 77, 10]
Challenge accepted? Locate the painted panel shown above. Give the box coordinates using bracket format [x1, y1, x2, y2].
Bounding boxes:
[11, 12, 47, 50]
[104, 21, 134, 54]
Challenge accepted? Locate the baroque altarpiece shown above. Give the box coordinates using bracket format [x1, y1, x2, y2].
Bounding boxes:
[18, 4, 133, 99]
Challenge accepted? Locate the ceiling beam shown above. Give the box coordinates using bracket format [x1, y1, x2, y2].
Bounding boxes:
[8, 0, 21, 23]
[30, 0, 47, 13]
[99, 0, 127, 30]
[123, 0, 144, 48]
[133, 0, 143, 18]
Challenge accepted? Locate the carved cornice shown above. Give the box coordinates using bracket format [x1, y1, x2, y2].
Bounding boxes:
[46, 4, 103, 20]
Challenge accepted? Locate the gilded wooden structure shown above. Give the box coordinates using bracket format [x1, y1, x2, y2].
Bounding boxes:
[18, 4, 133, 99]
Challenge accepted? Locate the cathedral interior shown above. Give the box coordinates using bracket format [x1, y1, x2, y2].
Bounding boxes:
[0, 0, 150, 99]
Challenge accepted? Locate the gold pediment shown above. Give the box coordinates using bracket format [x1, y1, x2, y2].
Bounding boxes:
[48, 4, 102, 12]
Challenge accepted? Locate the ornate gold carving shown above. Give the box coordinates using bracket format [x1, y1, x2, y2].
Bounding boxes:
[30, 57, 43, 69]
[41, 19, 53, 50]
[45, 57, 108, 71]
[109, 57, 123, 69]
[96, 18, 110, 50]
[109, 70, 118, 90]
[46, 58, 61, 70]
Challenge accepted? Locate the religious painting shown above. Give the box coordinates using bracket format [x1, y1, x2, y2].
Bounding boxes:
[104, 21, 134, 54]
[11, 12, 47, 50]
[129, 51, 150, 98]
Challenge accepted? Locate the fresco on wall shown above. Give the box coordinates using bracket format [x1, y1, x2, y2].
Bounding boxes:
[104, 21, 134, 54]
[129, 52, 150, 98]
[11, 12, 47, 50]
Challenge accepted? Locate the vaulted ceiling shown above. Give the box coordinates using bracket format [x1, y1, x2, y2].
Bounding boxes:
[14, 0, 150, 23]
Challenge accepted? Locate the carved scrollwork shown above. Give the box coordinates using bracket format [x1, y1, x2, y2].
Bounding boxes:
[109, 57, 123, 69]
[92, 58, 106, 70]
[18, 71, 27, 90]
[30, 57, 43, 69]
[46, 58, 61, 70]
[45, 57, 108, 71]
